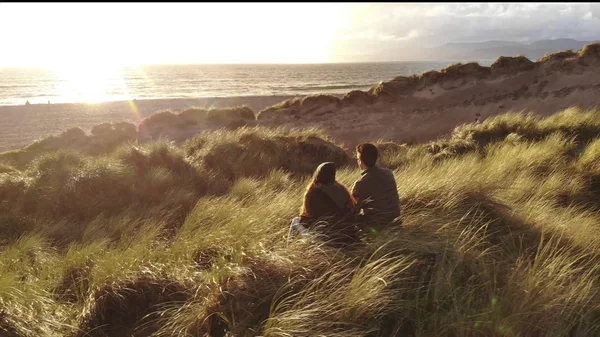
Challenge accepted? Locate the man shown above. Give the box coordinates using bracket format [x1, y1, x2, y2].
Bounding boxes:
[351, 143, 401, 231]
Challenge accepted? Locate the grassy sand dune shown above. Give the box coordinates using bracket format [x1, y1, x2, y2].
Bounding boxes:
[257, 43, 600, 147]
[1, 107, 600, 336]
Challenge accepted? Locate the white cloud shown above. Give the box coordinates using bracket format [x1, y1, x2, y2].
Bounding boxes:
[592, 6, 600, 19]
[335, 3, 600, 46]
[327, 3, 600, 61]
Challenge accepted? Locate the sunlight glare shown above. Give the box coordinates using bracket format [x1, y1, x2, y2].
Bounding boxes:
[51, 63, 130, 103]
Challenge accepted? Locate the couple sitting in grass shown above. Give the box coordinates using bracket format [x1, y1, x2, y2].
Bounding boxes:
[289, 143, 401, 247]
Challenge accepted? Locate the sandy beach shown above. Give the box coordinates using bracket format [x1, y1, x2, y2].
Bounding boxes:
[0, 95, 295, 152]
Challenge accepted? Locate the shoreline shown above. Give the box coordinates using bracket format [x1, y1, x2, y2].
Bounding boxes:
[0, 95, 300, 153]
[0, 95, 301, 112]
[0, 93, 348, 109]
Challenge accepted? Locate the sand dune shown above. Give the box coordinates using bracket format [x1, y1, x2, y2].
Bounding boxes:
[2, 43, 600, 153]
[257, 43, 600, 147]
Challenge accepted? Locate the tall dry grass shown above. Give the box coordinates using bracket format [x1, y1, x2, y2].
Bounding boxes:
[1, 107, 600, 336]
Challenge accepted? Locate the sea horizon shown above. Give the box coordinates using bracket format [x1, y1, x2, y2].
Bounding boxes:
[0, 59, 498, 69]
[0, 61, 495, 107]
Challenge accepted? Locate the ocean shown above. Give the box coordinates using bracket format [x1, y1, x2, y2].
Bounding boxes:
[0, 61, 494, 106]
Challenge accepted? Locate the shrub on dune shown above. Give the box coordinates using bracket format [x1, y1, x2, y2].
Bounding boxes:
[75, 275, 191, 337]
[205, 105, 256, 123]
[0, 163, 18, 174]
[26, 127, 89, 153]
[0, 123, 139, 169]
[341, 90, 375, 106]
[184, 126, 350, 181]
[578, 137, 600, 172]
[0, 171, 28, 214]
[0, 128, 89, 168]
[490, 55, 536, 76]
[450, 107, 600, 150]
[89, 122, 138, 155]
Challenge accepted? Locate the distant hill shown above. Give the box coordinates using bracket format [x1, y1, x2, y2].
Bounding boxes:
[426, 38, 600, 61]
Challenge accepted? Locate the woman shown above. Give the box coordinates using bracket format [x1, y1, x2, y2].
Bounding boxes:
[288, 162, 359, 247]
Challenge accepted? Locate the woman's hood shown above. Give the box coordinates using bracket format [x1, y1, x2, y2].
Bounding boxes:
[314, 162, 336, 185]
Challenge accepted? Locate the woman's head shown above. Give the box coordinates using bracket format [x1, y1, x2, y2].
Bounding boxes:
[313, 162, 336, 185]
[301, 161, 355, 218]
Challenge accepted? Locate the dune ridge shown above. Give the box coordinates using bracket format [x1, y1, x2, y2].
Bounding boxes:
[254, 42, 600, 145]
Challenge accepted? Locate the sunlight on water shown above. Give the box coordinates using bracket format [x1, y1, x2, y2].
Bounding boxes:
[51, 64, 133, 104]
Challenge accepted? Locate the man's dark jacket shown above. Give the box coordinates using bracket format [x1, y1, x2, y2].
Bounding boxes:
[351, 165, 401, 227]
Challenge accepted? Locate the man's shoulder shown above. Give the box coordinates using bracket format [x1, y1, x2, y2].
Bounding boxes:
[352, 170, 370, 193]
[371, 165, 394, 177]
[381, 167, 397, 184]
[352, 175, 365, 189]
[379, 166, 395, 177]
[356, 165, 393, 178]
[369, 166, 396, 185]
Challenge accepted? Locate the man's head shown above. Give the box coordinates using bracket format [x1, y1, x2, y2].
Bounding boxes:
[356, 143, 378, 170]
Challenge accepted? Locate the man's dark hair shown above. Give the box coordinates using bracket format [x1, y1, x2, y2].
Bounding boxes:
[356, 143, 378, 167]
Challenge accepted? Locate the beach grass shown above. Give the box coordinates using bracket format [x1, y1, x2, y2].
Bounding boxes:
[1, 107, 600, 336]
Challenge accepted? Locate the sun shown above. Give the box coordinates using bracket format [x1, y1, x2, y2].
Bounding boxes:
[50, 61, 130, 103]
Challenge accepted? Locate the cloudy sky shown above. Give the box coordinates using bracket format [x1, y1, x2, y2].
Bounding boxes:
[1, 3, 599, 67]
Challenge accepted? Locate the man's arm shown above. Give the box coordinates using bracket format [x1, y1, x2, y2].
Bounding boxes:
[351, 180, 364, 209]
